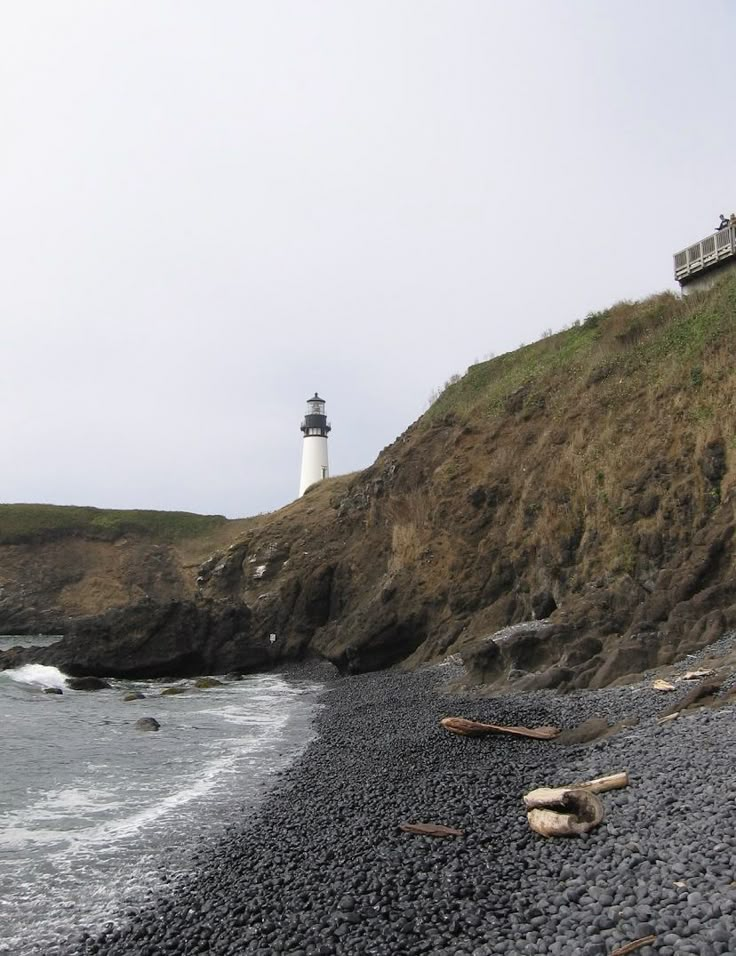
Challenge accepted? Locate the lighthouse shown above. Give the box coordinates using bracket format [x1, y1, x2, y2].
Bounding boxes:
[299, 393, 331, 496]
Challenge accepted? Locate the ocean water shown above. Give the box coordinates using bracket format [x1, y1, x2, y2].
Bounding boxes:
[0, 638, 323, 955]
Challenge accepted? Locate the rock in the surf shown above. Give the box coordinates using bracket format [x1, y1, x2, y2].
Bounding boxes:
[43, 687, 63, 695]
[194, 677, 223, 689]
[65, 676, 111, 691]
[123, 691, 145, 701]
[135, 717, 160, 732]
[160, 686, 186, 696]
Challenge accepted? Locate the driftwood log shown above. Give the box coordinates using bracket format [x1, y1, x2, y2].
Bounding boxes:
[441, 717, 560, 740]
[399, 823, 464, 837]
[523, 772, 628, 837]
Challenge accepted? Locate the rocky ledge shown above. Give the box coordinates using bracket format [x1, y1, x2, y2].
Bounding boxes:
[0, 599, 277, 678]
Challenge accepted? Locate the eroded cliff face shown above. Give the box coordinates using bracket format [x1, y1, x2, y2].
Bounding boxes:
[192, 409, 736, 688]
[4, 278, 736, 687]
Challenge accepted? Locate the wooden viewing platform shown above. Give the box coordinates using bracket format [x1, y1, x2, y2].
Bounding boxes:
[674, 225, 736, 293]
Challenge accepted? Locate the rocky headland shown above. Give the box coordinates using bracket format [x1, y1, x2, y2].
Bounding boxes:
[3, 277, 736, 691]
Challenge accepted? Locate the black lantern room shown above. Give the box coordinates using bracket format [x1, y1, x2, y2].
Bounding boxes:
[300, 393, 331, 437]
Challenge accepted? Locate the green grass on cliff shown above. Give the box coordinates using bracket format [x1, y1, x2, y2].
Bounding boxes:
[0, 503, 228, 545]
[423, 272, 736, 424]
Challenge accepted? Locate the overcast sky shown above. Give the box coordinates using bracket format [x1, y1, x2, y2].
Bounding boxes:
[2, 2, 735, 518]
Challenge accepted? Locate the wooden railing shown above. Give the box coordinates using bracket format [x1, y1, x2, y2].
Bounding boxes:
[674, 226, 736, 281]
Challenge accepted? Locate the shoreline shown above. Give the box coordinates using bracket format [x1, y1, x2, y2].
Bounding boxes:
[65, 659, 736, 956]
[1, 668, 325, 956]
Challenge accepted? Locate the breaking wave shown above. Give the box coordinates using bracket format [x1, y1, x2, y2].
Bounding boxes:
[2, 664, 68, 690]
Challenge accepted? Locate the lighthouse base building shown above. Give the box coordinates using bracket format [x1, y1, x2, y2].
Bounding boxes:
[299, 393, 331, 496]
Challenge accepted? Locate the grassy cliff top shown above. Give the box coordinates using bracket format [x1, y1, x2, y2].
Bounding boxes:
[424, 273, 736, 425]
[0, 503, 229, 545]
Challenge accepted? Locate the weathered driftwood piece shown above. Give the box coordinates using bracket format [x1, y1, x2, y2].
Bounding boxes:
[657, 711, 680, 724]
[570, 771, 629, 794]
[526, 788, 605, 837]
[440, 716, 560, 740]
[652, 679, 675, 692]
[681, 669, 715, 681]
[524, 773, 628, 807]
[399, 823, 463, 838]
[523, 771, 628, 837]
[609, 936, 656, 955]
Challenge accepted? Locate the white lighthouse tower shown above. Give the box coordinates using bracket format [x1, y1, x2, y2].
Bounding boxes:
[299, 393, 331, 496]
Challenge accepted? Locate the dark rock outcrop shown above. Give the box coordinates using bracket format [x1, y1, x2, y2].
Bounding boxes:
[135, 717, 160, 732]
[65, 676, 111, 691]
[461, 622, 570, 686]
[1, 599, 269, 680]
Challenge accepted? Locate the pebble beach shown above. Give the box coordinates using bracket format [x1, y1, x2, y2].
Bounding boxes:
[66, 657, 736, 956]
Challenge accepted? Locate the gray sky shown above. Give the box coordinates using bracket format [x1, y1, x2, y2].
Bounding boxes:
[2, 1, 735, 518]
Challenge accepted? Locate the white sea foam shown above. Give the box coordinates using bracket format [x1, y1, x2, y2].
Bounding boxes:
[77, 752, 240, 846]
[2, 663, 67, 689]
[0, 789, 121, 845]
[0, 750, 249, 853]
[194, 703, 291, 729]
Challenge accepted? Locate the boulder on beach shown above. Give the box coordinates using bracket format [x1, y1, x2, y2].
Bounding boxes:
[65, 676, 111, 691]
[135, 717, 160, 732]
[123, 691, 145, 701]
[160, 686, 186, 696]
[194, 676, 223, 689]
[43, 687, 63, 695]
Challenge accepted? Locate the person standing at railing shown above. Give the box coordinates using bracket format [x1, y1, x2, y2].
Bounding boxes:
[730, 213, 736, 228]
[717, 214, 730, 231]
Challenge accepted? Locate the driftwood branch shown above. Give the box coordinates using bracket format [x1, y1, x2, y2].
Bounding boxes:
[524, 772, 629, 808]
[610, 935, 656, 955]
[399, 823, 463, 837]
[571, 771, 629, 794]
[441, 716, 560, 740]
